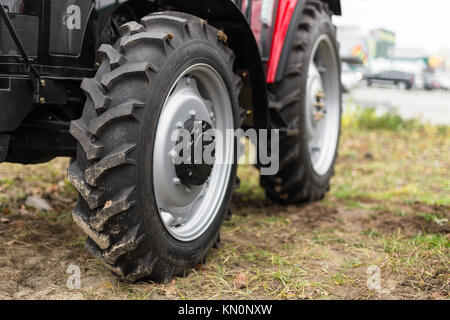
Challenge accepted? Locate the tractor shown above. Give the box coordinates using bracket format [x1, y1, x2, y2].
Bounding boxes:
[0, 0, 342, 282]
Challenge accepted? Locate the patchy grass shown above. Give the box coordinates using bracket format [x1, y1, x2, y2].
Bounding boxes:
[342, 106, 423, 132]
[0, 110, 448, 300]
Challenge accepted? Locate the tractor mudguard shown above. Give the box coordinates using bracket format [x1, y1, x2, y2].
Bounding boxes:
[96, 0, 269, 128]
[272, 0, 341, 83]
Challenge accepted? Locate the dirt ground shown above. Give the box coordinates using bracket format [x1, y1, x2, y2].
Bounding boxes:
[0, 119, 448, 300]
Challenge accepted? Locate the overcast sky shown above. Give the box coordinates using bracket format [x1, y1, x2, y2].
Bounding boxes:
[333, 0, 450, 54]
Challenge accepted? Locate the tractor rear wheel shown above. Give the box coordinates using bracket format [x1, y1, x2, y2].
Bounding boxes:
[261, 0, 341, 204]
[68, 12, 241, 282]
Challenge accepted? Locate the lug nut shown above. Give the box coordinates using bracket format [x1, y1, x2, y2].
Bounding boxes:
[173, 178, 181, 185]
[169, 150, 177, 157]
[314, 111, 325, 122]
[314, 102, 325, 109]
[315, 90, 326, 99]
[169, 150, 179, 162]
[176, 121, 183, 129]
[189, 110, 197, 118]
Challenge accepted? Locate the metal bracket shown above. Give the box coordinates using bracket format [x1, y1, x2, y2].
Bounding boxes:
[0, 5, 42, 104]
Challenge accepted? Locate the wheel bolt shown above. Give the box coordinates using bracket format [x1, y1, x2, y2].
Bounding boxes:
[189, 110, 197, 118]
[173, 178, 181, 185]
[315, 90, 326, 100]
[169, 150, 178, 162]
[314, 102, 326, 109]
[314, 111, 325, 122]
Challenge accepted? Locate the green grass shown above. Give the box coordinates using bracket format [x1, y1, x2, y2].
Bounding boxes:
[413, 234, 450, 250]
[333, 108, 450, 206]
[0, 104, 448, 300]
[417, 213, 448, 225]
[342, 106, 423, 131]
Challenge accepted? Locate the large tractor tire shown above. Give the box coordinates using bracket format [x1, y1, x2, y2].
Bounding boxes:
[68, 12, 241, 282]
[261, 0, 342, 205]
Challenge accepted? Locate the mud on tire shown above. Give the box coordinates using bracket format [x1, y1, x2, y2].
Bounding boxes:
[68, 12, 241, 282]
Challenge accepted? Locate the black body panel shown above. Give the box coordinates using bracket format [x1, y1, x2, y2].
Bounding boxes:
[324, 0, 341, 15]
[93, 0, 268, 128]
[49, 0, 93, 56]
[0, 134, 8, 162]
[0, 0, 340, 163]
[0, 0, 97, 79]
[0, 77, 34, 132]
[0, 13, 39, 57]
[0, 0, 269, 164]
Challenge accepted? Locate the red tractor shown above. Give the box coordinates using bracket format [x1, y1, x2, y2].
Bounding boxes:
[0, 0, 341, 281]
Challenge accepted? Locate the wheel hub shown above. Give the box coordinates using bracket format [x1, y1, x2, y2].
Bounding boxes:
[153, 63, 234, 242]
[174, 117, 215, 186]
[313, 90, 326, 122]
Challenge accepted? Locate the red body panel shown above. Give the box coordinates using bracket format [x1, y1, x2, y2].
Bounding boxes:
[266, 0, 298, 83]
[241, 0, 298, 83]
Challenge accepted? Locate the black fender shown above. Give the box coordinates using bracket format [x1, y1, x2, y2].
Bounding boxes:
[324, 0, 342, 15]
[95, 0, 269, 129]
[274, 0, 341, 82]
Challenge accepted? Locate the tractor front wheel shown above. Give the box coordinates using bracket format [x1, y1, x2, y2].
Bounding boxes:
[68, 12, 241, 282]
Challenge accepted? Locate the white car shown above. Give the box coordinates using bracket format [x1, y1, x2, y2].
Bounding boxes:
[341, 62, 363, 92]
[437, 72, 450, 90]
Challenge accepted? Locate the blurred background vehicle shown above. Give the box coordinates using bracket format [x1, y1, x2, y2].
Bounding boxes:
[364, 70, 415, 90]
[423, 72, 441, 90]
[334, 0, 450, 126]
[341, 62, 363, 92]
[436, 71, 450, 90]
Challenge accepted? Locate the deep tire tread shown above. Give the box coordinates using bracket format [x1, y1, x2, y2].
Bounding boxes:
[84, 143, 136, 187]
[100, 61, 152, 90]
[68, 162, 104, 209]
[80, 78, 111, 114]
[98, 44, 128, 69]
[69, 11, 240, 282]
[88, 100, 145, 136]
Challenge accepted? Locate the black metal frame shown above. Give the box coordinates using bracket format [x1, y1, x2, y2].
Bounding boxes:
[0, 0, 269, 164]
[0, 4, 41, 103]
[0, 0, 340, 164]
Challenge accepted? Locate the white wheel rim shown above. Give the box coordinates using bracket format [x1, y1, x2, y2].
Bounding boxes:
[153, 63, 234, 242]
[306, 34, 341, 176]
